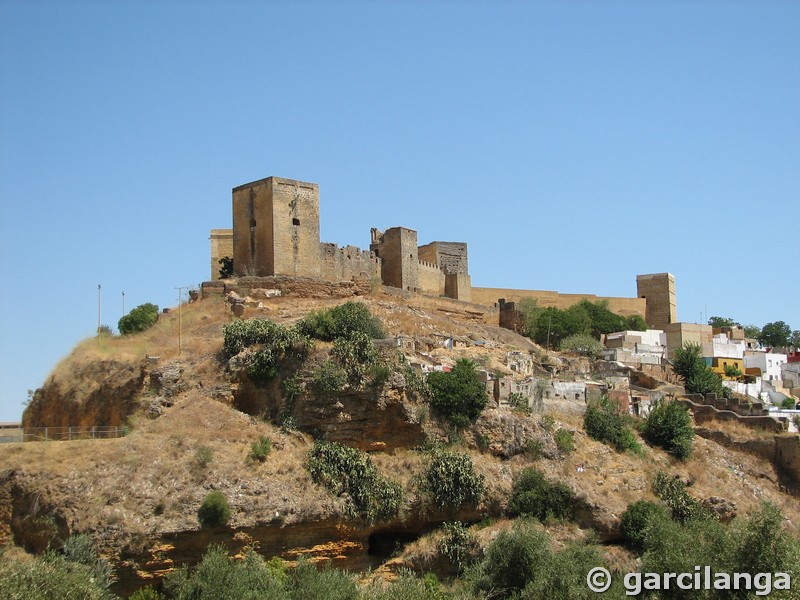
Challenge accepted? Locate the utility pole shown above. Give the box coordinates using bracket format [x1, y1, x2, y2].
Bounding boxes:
[546, 313, 552, 352]
[122, 290, 125, 317]
[175, 286, 187, 355]
[97, 284, 102, 340]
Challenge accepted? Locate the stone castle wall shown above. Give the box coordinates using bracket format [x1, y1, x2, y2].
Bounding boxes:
[320, 243, 380, 283]
[417, 260, 445, 295]
[472, 287, 647, 318]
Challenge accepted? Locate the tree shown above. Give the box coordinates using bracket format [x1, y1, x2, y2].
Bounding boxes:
[427, 359, 488, 427]
[707, 316, 739, 328]
[791, 330, 800, 352]
[743, 324, 761, 339]
[625, 314, 649, 331]
[642, 399, 694, 459]
[670, 343, 725, 398]
[218, 256, 233, 279]
[560, 333, 603, 359]
[758, 321, 792, 348]
[118, 303, 159, 335]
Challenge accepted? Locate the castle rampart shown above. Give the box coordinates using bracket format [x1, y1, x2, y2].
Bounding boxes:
[213, 176, 673, 323]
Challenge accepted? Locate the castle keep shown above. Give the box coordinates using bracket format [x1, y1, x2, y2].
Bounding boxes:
[217, 176, 470, 301]
[210, 175, 674, 322]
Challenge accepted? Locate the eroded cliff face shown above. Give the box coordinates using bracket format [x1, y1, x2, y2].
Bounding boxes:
[23, 357, 147, 430]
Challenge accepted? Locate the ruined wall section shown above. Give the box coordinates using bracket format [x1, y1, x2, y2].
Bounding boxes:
[232, 177, 321, 278]
[417, 260, 445, 295]
[210, 229, 233, 281]
[636, 273, 676, 330]
[320, 243, 381, 282]
[418, 241, 468, 274]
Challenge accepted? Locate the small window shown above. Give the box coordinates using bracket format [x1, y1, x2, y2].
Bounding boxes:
[292, 218, 300, 226]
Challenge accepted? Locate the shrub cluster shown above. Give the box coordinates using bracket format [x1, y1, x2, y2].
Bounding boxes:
[307, 441, 402, 524]
[517, 298, 648, 349]
[583, 395, 641, 453]
[470, 521, 610, 600]
[507, 467, 574, 522]
[0, 535, 114, 600]
[223, 319, 308, 382]
[197, 491, 231, 528]
[652, 471, 710, 524]
[424, 449, 485, 515]
[330, 332, 380, 389]
[297, 301, 385, 341]
[642, 399, 694, 459]
[437, 521, 476, 573]
[427, 359, 488, 428]
[620, 499, 670, 552]
[248, 436, 272, 463]
[118, 303, 159, 335]
[553, 428, 574, 454]
[559, 333, 604, 359]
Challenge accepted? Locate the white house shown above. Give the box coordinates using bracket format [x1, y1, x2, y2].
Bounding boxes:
[744, 352, 788, 383]
[602, 330, 667, 365]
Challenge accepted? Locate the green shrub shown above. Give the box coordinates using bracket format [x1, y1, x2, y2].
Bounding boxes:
[620, 500, 670, 552]
[129, 586, 164, 599]
[525, 438, 545, 460]
[222, 319, 308, 382]
[471, 521, 552, 599]
[309, 361, 347, 399]
[118, 302, 159, 335]
[363, 570, 449, 600]
[248, 436, 272, 463]
[642, 399, 694, 459]
[330, 332, 380, 389]
[507, 467, 574, 522]
[438, 521, 476, 573]
[289, 558, 358, 600]
[195, 445, 213, 468]
[424, 449, 485, 515]
[60, 534, 113, 590]
[307, 441, 402, 523]
[164, 545, 287, 600]
[0, 550, 114, 600]
[652, 471, 710, 524]
[553, 428, 574, 454]
[583, 395, 641, 453]
[508, 392, 529, 412]
[298, 301, 385, 341]
[520, 541, 614, 600]
[427, 359, 488, 428]
[197, 491, 231, 528]
[780, 397, 797, 410]
[541, 414, 555, 432]
[560, 333, 603, 359]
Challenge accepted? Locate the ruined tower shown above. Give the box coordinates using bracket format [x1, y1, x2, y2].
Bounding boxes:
[636, 273, 677, 330]
[370, 227, 419, 291]
[232, 177, 321, 278]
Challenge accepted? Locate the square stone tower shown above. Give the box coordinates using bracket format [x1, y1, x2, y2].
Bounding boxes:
[636, 273, 677, 330]
[209, 229, 233, 280]
[232, 177, 321, 277]
[370, 227, 419, 291]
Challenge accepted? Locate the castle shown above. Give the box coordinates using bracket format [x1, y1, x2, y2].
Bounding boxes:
[210, 176, 676, 329]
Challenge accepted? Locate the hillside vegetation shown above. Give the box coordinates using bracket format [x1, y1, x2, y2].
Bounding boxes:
[3, 288, 800, 598]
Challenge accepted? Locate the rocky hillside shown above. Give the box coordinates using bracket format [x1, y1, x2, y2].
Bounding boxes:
[3, 287, 800, 597]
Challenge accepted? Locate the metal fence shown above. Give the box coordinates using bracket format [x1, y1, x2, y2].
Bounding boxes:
[0, 426, 126, 443]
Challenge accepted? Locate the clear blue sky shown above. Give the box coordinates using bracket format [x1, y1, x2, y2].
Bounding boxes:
[1, 1, 797, 422]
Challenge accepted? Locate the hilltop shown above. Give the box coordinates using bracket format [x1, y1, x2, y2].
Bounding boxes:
[2, 285, 800, 597]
